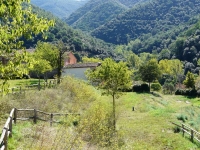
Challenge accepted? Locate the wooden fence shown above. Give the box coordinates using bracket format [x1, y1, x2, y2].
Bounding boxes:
[4, 79, 58, 96]
[0, 108, 80, 150]
[172, 122, 200, 143]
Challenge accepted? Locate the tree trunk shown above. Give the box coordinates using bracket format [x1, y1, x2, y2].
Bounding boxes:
[38, 77, 41, 91]
[149, 82, 151, 92]
[112, 93, 116, 131]
[37, 73, 41, 91]
[57, 51, 62, 84]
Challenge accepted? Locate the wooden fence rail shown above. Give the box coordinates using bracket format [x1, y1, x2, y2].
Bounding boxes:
[172, 122, 200, 143]
[0, 108, 80, 150]
[2, 79, 58, 96]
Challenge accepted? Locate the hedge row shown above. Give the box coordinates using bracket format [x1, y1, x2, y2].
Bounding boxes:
[132, 83, 150, 93]
[175, 89, 200, 97]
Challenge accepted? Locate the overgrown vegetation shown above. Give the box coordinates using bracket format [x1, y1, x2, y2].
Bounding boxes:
[1, 77, 200, 149]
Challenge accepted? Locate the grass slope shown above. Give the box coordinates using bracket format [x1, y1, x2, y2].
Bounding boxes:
[1, 77, 200, 149]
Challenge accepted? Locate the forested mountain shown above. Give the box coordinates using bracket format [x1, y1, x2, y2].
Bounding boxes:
[65, 0, 127, 32]
[168, 20, 200, 74]
[23, 4, 116, 59]
[118, 0, 148, 7]
[65, 0, 148, 32]
[31, 0, 89, 18]
[91, 0, 200, 47]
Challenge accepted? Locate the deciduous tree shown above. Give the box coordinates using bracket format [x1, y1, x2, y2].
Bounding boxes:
[0, 0, 54, 94]
[139, 59, 161, 88]
[183, 72, 195, 89]
[31, 57, 52, 90]
[86, 58, 132, 130]
[35, 42, 59, 70]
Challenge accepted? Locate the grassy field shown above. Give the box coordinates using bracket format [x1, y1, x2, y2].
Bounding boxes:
[7, 79, 45, 88]
[1, 77, 200, 149]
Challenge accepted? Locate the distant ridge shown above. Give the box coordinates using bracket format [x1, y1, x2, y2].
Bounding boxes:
[31, 0, 89, 18]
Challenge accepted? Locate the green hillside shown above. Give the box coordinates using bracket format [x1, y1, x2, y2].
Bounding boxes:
[1, 77, 200, 149]
[23, 4, 116, 59]
[66, 0, 127, 32]
[91, 0, 200, 46]
[65, 0, 148, 32]
[118, 0, 148, 7]
[31, 0, 89, 18]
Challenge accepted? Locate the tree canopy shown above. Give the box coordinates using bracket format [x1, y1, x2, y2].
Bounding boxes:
[183, 72, 195, 89]
[0, 0, 54, 94]
[86, 58, 132, 129]
[139, 59, 161, 87]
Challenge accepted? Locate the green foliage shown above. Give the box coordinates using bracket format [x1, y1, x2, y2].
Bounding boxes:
[127, 52, 141, 69]
[159, 59, 183, 84]
[80, 101, 114, 146]
[139, 53, 156, 64]
[86, 58, 132, 129]
[66, 0, 126, 32]
[183, 72, 195, 89]
[86, 58, 132, 97]
[132, 83, 150, 93]
[177, 114, 188, 122]
[31, 0, 88, 18]
[162, 82, 175, 94]
[82, 56, 102, 63]
[31, 58, 52, 77]
[23, 4, 116, 59]
[151, 82, 162, 91]
[92, 0, 200, 47]
[158, 49, 171, 60]
[2, 82, 200, 149]
[195, 76, 200, 90]
[35, 42, 59, 69]
[0, 0, 54, 52]
[0, 0, 54, 95]
[139, 59, 161, 86]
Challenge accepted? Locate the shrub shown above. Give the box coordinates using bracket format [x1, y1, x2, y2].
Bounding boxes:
[132, 83, 150, 93]
[132, 85, 141, 92]
[141, 83, 150, 92]
[177, 114, 188, 122]
[0, 98, 13, 119]
[151, 83, 162, 91]
[79, 101, 114, 146]
[162, 82, 175, 94]
[173, 126, 181, 133]
[175, 89, 197, 97]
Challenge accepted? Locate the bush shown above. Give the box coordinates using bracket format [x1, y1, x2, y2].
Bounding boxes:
[175, 89, 197, 97]
[141, 83, 150, 92]
[173, 126, 181, 133]
[177, 114, 188, 122]
[79, 101, 114, 146]
[151, 83, 162, 91]
[132, 85, 141, 92]
[162, 82, 175, 94]
[132, 83, 150, 93]
[0, 98, 13, 119]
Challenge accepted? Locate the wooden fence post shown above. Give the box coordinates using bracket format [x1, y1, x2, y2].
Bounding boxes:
[9, 116, 12, 138]
[14, 108, 17, 124]
[33, 109, 37, 124]
[49, 81, 51, 88]
[4, 128, 8, 150]
[50, 113, 53, 127]
[44, 82, 46, 90]
[182, 124, 185, 137]
[191, 130, 194, 143]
